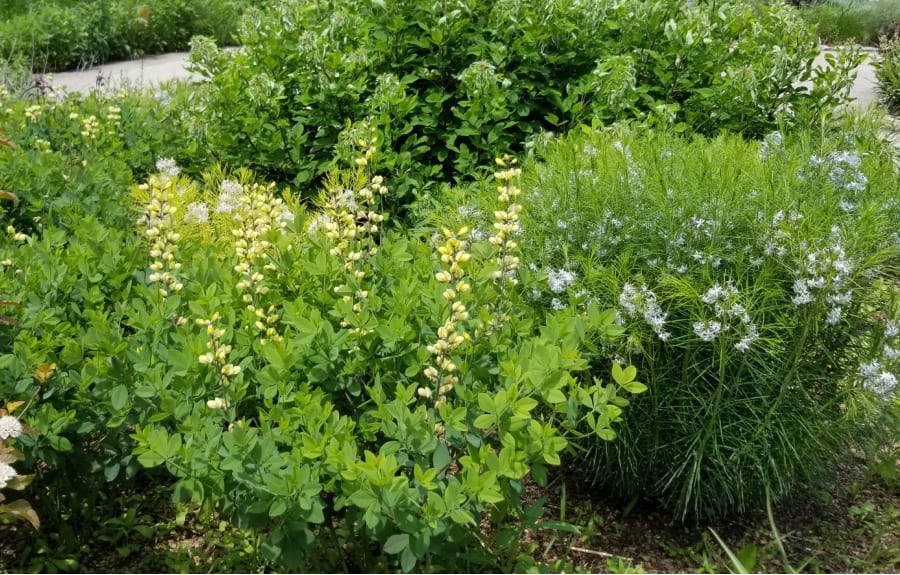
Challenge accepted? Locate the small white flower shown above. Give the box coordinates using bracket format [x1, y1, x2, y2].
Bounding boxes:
[156, 158, 180, 178]
[183, 201, 210, 224]
[547, 268, 577, 294]
[693, 320, 722, 342]
[0, 415, 23, 440]
[550, 297, 566, 311]
[0, 462, 17, 488]
[206, 397, 228, 409]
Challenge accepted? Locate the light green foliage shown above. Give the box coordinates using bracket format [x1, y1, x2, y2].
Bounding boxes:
[877, 37, 900, 114]
[0, 0, 265, 72]
[119, 147, 643, 571]
[0, 105, 645, 570]
[0, 84, 194, 232]
[800, 0, 900, 46]
[507, 124, 900, 519]
[180, 0, 858, 206]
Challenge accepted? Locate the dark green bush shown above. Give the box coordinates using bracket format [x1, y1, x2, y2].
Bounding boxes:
[182, 0, 859, 209]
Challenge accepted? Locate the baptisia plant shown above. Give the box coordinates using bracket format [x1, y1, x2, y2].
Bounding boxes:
[128, 139, 644, 572]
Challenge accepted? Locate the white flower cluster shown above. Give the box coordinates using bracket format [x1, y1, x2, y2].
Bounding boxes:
[81, 115, 99, 140]
[136, 168, 183, 298]
[196, 312, 242, 384]
[884, 320, 900, 360]
[619, 283, 670, 341]
[857, 359, 897, 400]
[759, 131, 783, 160]
[155, 158, 180, 183]
[694, 282, 759, 351]
[546, 267, 577, 294]
[422, 227, 472, 423]
[0, 461, 18, 489]
[0, 415, 23, 440]
[807, 151, 867, 209]
[183, 201, 209, 225]
[217, 180, 245, 216]
[791, 238, 853, 325]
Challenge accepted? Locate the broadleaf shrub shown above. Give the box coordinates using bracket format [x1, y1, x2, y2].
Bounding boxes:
[487, 124, 900, 520]
[0, 108, 645, 570]
[182, 0, 859, 207]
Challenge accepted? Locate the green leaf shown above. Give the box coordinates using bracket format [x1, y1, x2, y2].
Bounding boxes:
[622, 380, 647, 394]
[269, 498, 289, 518]
[449, 508, 476, 526]
[110, 385, 128, 411]
[384, 533, 409, 555]
[400, 546, 417, 573]
[611, 363, 637, 385]
[433, 443, 451, 473]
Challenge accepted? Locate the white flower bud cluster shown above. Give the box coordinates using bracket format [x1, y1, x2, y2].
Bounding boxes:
[24, 104, 42, 123]
[6, 225, 28, 242]
[489, 156, 523, 286]
[106, 106, 122, 125]
[196, 313, 241, 391]
[324, 136, 388, 341]
[0, 461, 18, 489]
[420, 227, 472, 424]
[228, 181, 290, 344]
[136, 173, 183, 298]
[81, 115, 99, 140]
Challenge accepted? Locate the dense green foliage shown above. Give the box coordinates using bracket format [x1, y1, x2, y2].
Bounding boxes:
[494, 125, 899, 520]
[877, 37, 900, 113]
[0, 88, 648, 571]
[800, 0, 900, 45]
[182, 0, 859, 207]
[0, 0, 898, 570]
[0, 0, 261, 72]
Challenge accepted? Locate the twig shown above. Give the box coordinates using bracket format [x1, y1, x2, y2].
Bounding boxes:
[570, 546, 620, 559]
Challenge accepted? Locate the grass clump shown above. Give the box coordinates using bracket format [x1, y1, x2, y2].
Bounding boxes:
[800, 0, 900, 45]
[496, 124, 900, 520]
[876, 36, 900, 113]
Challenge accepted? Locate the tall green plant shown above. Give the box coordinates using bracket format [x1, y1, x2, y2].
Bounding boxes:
[494, 125, 900, 519]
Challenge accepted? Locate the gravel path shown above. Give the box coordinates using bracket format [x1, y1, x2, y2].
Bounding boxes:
[50, 52, 198, 94]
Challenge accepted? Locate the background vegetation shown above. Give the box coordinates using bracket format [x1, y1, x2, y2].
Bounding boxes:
[0, 0, 263, 72]
[799, 0, 900, 45]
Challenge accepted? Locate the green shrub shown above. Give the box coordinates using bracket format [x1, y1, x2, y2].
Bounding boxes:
[181, 0, 859, 208]
[0, 112, 645, 570]
[0, 0, 260, 72]
[0, 84, 195, 231]
[800, 0, 900, 45]
[876, 37, 900, 113]
[484, 125, 900, 520]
